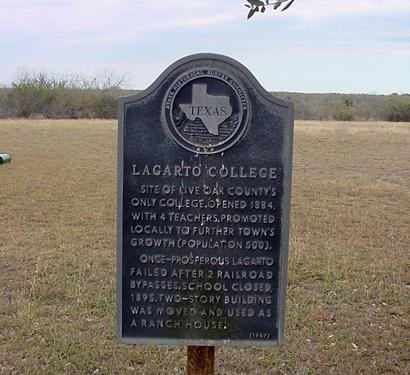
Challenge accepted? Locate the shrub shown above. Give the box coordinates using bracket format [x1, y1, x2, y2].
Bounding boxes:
[334, 109, 354, 121]
[332, 97, 355, 121]
[382, 99, 410, 122]
[2, 71, 125, 119]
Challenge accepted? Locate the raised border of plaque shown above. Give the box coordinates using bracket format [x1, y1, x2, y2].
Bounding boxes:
[117, 53, 294, 347]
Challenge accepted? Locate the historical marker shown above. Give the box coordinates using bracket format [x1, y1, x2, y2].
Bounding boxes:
[117, 54, 294, 347]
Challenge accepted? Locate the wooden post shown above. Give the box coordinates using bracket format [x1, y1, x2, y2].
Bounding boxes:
[187, 346, 215, 375]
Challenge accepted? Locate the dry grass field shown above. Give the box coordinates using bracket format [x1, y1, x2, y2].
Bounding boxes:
[0, 119, 409, 375]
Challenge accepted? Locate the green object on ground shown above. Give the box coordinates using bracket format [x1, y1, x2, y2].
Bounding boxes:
[0, 154, 11, 164]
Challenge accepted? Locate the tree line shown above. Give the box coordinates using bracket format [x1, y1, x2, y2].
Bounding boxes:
[0, 71, 127, 119]
[0, 71, 409, 121]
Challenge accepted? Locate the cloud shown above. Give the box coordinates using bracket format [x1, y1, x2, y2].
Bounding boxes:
[269, 0, 410, 20]
[0, 0, 242, 44]
[0, 0, 409, 92]
[1, 0, 409, 45]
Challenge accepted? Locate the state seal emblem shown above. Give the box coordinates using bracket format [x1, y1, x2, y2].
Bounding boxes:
[163, 68, 250, 154]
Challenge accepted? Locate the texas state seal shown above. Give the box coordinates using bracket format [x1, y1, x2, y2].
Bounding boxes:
[163, 68, 250, 154]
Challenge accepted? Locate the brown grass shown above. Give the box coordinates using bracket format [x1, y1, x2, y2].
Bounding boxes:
[0, 119, 409, 374]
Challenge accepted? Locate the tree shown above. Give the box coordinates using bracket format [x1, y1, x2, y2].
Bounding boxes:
[245, 0, 295, 19]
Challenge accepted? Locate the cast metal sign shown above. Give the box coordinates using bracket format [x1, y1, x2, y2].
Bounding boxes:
[117, 54, 293, 346]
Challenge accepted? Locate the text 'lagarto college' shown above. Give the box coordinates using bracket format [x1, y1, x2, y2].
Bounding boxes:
[132, 164, 278, 179]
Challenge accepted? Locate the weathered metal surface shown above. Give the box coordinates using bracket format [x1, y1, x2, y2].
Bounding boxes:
[117, 53, 294, 347]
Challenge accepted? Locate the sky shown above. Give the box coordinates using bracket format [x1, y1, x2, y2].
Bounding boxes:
[0, 0, 409, 94]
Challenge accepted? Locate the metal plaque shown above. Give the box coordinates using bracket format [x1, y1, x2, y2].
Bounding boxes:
[117, 54, 294, 347]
